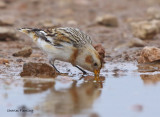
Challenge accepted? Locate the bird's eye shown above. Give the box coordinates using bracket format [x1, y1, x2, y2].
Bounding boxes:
[94, 63, 97, 66]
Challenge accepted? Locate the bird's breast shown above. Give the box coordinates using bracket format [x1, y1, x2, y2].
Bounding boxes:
[34, 37, 79, 65]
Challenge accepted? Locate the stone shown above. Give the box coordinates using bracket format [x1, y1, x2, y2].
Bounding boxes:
[20, 62, 57, 78]
[67, 20, 77, 25]
[114, 38, 145, 51]
[74, 0, 89, 5]
[96, 14, 118, 27]
[16, 59, 24, 63]
[42, 20, 55, 28]
[93, 44, 105, 63]
[13, 47, 32, 57]
[39, 20, 61, 28]
[151, 19, 160, 32]
[0, 18, 15, 26]
[0, 58, 9, 64]
[138, 46, 160, 63]
[147, 7, 160, 20]
[0, 1, 6, 8]
[0, 27, 19, 40]
[131, 20, 159, 39]
[128, 38, 146, 47]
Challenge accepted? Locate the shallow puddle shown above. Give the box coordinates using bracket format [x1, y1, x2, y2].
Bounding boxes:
[1, 62, 160, 117]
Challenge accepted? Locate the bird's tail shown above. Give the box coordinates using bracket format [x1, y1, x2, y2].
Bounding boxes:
[18, 28, 42, 34]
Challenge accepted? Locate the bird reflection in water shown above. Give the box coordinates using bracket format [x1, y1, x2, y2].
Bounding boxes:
[23, 75, 105, 115]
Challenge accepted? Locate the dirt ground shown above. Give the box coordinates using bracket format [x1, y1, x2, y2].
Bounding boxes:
[1, 0, 160, 64]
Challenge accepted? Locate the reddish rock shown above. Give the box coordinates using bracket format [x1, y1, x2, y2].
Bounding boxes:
[0, 58, 9, 64]
[13, 47, 32, 57]
[20, 62, 57, 78]
[94, 44, 105, 63]
[38, 19, 61, 29]
[138, 46, 160, 63]
[114, 38, 146, 51]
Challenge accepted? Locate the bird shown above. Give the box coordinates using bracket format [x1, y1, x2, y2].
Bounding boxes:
[19, 27, 102, 80]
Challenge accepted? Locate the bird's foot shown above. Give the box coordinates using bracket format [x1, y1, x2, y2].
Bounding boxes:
[75, 65, 88, 75]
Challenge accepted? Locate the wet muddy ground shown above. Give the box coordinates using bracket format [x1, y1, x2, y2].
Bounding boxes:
[1, 0, 160, 117]
[1, 62, 160, 117]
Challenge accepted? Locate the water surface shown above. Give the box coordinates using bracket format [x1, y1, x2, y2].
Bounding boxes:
[1, 62, 160, 117]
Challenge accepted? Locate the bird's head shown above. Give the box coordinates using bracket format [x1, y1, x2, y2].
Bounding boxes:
[18, 28, 36, 38]
[76, 44, 102, 78]
[18, 28, 32, 34]
[18, 28, 44, 42]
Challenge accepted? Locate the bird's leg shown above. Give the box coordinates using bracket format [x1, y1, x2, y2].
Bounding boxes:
[49, 60, 60, 73]
[75, 65, 87, 75]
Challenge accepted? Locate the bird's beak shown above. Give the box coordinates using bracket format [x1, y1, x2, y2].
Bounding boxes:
[94, 69, 100, 81]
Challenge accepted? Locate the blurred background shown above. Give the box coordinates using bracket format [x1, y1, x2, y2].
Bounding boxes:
[1, 0, 160, 117]
[1, 0, 160, 60]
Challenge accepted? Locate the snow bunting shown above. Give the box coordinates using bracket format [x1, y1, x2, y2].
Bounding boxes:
[19, 27, 102, 80]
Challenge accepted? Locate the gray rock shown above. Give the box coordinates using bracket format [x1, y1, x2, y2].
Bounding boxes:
[0, 18, 15, 26]
[0, 27, 19, 40]
[147, 7, 160, 20]
[96, 14, 118, 27]
[151, 19, 160, 32]
[114, 38, 145, 51]
[131, 20, 159, 39]
[128, 38, 146, 47]
[13, 47, 32, 57]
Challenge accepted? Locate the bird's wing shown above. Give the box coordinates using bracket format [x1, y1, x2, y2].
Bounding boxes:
[23, 28, 65, 48]
[22, 27, 92, 48]
[46, 27, 92, 48]
[45, 29, 75, 48]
